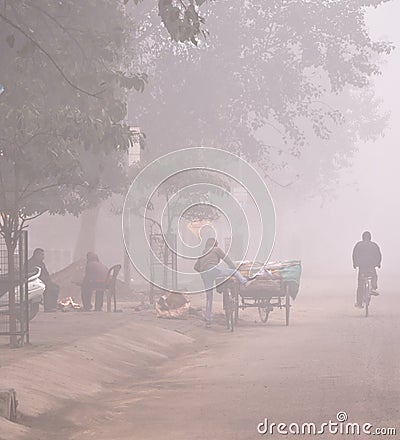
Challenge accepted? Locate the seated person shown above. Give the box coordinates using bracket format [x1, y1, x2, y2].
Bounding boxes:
[81, 252, 108, 311]
[27, 248, 59, 312]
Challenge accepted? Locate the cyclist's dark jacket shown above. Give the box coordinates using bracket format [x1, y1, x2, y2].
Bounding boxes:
[352, 241, 382, 269]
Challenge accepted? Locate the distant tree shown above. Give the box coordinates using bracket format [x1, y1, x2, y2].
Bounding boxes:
[130, 0, 393, 189]
[262, 87, 389, 201]
[126, 155, 231, 233]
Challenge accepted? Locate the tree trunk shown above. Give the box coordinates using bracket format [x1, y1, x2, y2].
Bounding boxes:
[73, 205, 101, 261]
[5, 230, 18, 348]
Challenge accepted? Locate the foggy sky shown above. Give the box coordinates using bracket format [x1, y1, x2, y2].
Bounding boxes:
[277, 1, 400, 286]
[27, 2, 400, 289]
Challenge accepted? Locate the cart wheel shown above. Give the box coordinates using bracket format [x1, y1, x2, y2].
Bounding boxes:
[223, 290, 229, 329]
[258, 306, 270, 323]
[257, 299, 271, 323]
[285, 284, 290, 326]
[234, 287, 239, 324]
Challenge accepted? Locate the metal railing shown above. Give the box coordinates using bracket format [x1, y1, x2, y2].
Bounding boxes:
[149, 233, 177, 303]
[0, 231, 29, 347]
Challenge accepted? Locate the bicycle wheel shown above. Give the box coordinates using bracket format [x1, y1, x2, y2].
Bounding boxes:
[228, 302, 234, 332]
[223, 290, 234, 331]
[365, 280, 370, 318]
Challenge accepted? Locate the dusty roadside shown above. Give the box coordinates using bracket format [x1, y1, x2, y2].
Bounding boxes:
[0, 294, 210, 440]
[4, 276, 396, 440]
[33, 287, 398, 440]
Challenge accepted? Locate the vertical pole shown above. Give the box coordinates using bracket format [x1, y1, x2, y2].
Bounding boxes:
[163, 237, 168, 290]
[17, 233, 24, 346]
[149, 232, 155, 304]
[7, 239, 17, 348]
[172, 234, 178, 290]
[123, 230, 131, 286]
[23, 231, 29, 344]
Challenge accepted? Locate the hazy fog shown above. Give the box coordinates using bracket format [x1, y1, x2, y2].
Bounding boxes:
[26, 2, 399, 291]
[269, 1, 399, 288]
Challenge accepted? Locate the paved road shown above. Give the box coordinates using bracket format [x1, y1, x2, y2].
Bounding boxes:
[28, 286, 400, 439]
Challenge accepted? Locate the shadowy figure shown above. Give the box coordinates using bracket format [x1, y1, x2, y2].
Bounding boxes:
[28, 248, 59, 312]
[352, 231, 382, 307]
[81, 252, 108, 312]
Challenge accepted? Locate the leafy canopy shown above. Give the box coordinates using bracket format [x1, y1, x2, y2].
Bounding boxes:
[0, 0, 145, 225]
[132, 0, 393, 191]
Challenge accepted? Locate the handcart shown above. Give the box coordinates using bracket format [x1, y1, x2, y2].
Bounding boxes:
[216, 260, 301, 329]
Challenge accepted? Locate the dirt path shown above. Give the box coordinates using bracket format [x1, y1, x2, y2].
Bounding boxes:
[9, 286, 398, 440]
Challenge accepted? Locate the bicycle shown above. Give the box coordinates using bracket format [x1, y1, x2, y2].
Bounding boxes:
[360, 274, 373, 317]
[222, 285, 238, 332]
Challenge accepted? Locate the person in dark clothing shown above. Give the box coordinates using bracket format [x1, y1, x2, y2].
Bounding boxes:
[27, 248, 60, 312]
[81, 252, 108, 311]
[352, 231, 382, 308]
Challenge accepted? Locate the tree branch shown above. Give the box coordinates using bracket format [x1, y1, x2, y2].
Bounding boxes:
[143, 215, 162, 233]
[26, 1, 88, 60]
[0, 11, 100, 97]
[0, 161, 8, 210]
[265, 173, 296, 188]
[19, 210, 46, 222]
[18, 183, 66, 202]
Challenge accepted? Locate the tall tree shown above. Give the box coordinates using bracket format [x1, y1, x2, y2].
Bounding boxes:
[0, 1, 142, 231]
[130, 0, 393, 189]
[0, 0, 143, 345]
[0, 0, 208, 344]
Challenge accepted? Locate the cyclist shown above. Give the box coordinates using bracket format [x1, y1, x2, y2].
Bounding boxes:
[352, 231, 382, 308]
